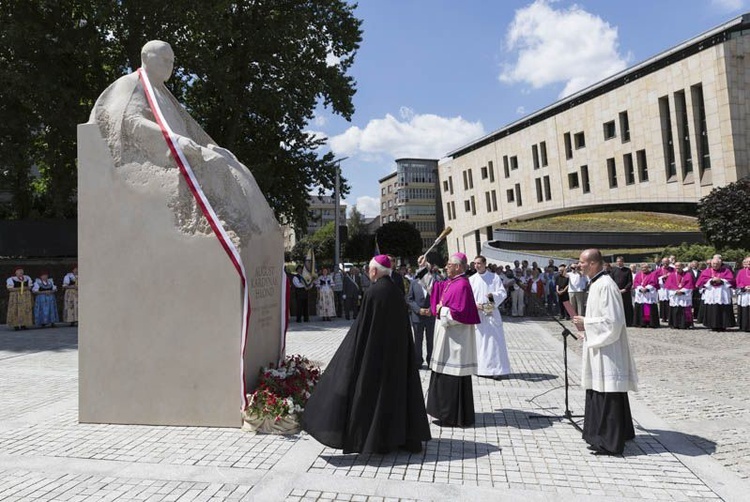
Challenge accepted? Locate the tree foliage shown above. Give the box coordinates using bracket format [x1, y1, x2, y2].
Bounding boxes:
[375, 221, 422, 260]
[345, 232, 375, 262]
[660, 242, 749, 264]
[347, 206, 366, 237]
[697, 179, 750, 250]
[0, 0, 362, 227]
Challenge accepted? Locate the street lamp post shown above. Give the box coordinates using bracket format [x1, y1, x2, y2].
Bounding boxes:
[333, 156, 348, 273]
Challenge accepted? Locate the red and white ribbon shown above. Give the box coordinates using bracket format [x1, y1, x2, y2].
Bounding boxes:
[137, 68, 251, 410]
[279, 269, 290, 363]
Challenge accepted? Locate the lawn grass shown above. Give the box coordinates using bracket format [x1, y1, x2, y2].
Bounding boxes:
[501, 211, 699, 232]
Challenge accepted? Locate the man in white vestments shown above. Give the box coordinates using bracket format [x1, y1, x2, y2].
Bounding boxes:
[469, 256, 511, 380]
[573, 249, 638, 456]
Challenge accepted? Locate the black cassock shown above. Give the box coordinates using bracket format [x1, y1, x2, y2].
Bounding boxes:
[302, 276, 431, 454]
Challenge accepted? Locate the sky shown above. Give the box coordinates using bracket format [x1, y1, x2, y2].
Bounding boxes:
[310, 0, 750, 218]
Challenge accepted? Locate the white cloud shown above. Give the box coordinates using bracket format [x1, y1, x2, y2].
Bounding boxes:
[313, 114, 328, 127]
[354, 196, 380, 217]
[711, 0, 745, 12]
[328, 110, 484, 159]
[516, 105, 526, 115]
[499, 0, 630, 97]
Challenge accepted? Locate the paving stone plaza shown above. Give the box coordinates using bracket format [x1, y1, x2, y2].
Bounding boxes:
[0, 318, 748, 501]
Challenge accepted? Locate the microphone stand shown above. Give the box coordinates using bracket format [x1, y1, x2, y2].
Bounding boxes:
[525, 292, 584, 431]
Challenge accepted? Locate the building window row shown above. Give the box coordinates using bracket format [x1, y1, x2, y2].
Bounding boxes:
[531, 141, 548, 170]
[484, 190, 498, 213]
[534, 175, 552, 202]
[506, 184, 523, 206]
[480, 161, 496, 182]
[397, 163, 436, 184]
[397, 188, 435, 201]
[462, 169, 474, 190]
[445, 201, 457, 221]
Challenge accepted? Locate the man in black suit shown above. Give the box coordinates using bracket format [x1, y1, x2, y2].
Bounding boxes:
[407, 270, 435, 368]
[388, 254, 406, 295]
[688, 260, 702, 319]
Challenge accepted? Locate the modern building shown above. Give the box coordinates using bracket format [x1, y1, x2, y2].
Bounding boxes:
[378, 172, 398, 225]
[439, 13, 750, 257]
[379, 158, 443, 250]
[307, 195, 347, 236]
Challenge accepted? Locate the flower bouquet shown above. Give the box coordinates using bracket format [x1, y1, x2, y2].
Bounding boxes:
[242, 354, 320, 435]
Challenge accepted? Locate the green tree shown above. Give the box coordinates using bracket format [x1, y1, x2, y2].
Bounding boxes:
[345, 232, 375, 262]
[697, 179, 750, 250]
[375, 221, 422, 260]
[0, 1, 362, 227]
[347, 206, 366, 237]
[309, 221, 336, 263]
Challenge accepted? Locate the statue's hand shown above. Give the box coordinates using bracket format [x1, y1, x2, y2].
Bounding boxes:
[174, 135, 201, 157]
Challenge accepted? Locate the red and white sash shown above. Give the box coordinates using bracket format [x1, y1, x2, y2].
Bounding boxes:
[137, 68, 251, 410]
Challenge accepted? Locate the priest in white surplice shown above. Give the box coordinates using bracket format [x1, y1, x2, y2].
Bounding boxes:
[573, 249, 638, 456]
[469, 256, 511, 380]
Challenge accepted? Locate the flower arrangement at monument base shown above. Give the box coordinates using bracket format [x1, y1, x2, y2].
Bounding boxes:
[242, 354, 320, 435]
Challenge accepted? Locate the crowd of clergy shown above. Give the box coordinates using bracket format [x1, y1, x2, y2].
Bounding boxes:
[5, 266, 78, 330]
[299, 249, 749, 457]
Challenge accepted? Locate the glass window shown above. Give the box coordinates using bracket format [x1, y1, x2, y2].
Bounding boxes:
[624, 153, 635, 185]
[535, 178, 543, 202]
[514, 183, 522, 207]
[619, 111, 630, 142]
[581, 165, 590, 193]
[659, 95, 677, 180]
[603, 120, 616, 140]
[607, 158, 617, 188]
[574, 132, 585, 149]
[543, 175, 551, 201]
[564, 133, 573, 159]
[568, 172, 579, 189]
[540, 141, 548, 167]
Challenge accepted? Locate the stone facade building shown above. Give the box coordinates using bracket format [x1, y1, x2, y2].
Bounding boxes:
[440, 13, 750, 257]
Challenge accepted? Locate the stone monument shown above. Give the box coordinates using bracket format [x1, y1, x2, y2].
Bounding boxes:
[78, 40, 285, 427]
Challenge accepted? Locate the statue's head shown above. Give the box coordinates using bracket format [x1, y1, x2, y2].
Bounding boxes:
[141, 40, 174, 84]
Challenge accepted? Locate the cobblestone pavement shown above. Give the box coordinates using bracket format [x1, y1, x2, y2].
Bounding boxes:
[0, 318, 748, 501]
[545, 317, 750, 481]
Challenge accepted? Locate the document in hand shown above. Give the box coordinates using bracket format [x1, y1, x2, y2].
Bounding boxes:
[562, 301, 584, 331]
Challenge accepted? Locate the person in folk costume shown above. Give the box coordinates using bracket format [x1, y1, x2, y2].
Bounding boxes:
[664, 262, 695, 329]
[469, 255, 511, 380]
[302, 255, 431, 453]
[292, 265, 311, 322]
[656, 258, 673, 323]
[32, 271, 59, 327]
[632, 263, 660, 328]
[316, 267, 337, 321]
[735, 256, 750, 332]
[62, 265, 79, 326]
[6, 267, 34, 330]
[610, 256, 634, 327]
[524, 267, 546, 316]
[696, 256, 736, 331]
[427, 252, 481, 427]
[573, 249, 638, 456]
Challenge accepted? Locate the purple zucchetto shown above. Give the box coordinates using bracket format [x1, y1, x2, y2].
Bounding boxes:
[373, 254, 391, 269]
[451, 252, 468, 264]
